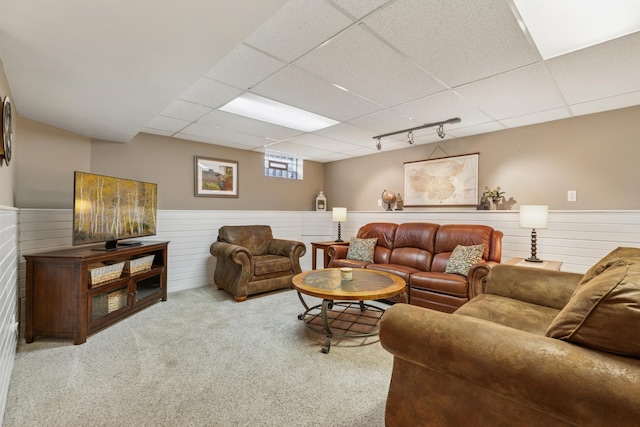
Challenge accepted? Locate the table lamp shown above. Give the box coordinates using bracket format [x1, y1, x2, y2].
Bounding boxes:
[332, 207, 347, 242]
[519, 205, 548, 263]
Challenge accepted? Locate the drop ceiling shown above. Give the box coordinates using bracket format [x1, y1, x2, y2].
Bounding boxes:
[1, 0, 639, 163]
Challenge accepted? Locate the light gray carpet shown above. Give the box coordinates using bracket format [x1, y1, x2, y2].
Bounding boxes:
[4, 287, 393, 426]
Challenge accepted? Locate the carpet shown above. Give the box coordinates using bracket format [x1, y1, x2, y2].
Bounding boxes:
[4, 287, 393, 426]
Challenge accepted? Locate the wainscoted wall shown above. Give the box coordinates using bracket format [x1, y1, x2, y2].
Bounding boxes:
[16, 208, 640, 338]
[0, 207, 18, 419]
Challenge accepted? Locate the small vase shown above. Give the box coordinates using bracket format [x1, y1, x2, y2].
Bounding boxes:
[487, 199, 496, 210]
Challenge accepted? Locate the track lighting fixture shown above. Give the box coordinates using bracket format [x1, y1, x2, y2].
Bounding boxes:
[372, 117, 460, 150]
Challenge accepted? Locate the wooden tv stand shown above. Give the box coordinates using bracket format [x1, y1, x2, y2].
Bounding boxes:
[24, 241, 169, 345]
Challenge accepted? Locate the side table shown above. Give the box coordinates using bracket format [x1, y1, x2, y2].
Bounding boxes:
[310, 241, 350, 269]
[504, 257, 563, 271]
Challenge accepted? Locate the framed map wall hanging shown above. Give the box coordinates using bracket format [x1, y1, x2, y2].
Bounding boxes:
[404, 153, 479, 207]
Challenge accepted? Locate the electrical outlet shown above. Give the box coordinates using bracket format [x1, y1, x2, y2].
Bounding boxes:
[567, 190, 577, 202]
[377, 199, 382, 207]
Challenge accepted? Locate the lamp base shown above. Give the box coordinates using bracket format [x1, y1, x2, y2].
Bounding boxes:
[334, 238, 343, 243]
[524, 256, 543, 263]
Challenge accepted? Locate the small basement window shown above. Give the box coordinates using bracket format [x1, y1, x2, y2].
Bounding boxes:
[264, 152, 303, 180]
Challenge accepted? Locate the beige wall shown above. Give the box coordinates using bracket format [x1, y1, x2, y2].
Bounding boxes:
[90, 133, 325, 210]
[0, 60, 15, 207]
[15, 118, 91, 208]
[15, 124, 325, 210]
[325, 105, 640, 211]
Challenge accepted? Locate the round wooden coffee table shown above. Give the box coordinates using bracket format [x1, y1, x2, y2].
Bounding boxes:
[292, 268, 406, 353]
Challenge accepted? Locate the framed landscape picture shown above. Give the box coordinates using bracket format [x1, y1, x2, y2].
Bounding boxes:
[404, 153, 478, 207]
[194, 156, 238, 198]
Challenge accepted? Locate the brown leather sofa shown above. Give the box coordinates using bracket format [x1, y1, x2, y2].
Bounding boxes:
[380, 251, 640, 426]
[327, 222, 502, 312]
[209, 225, 306, 301]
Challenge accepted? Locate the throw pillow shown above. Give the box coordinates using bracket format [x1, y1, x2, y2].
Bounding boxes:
[346, 237, 378, 263]
[445, 244, 485, 276]
[546, 263, 640, 357]
[578, 246, 640, 286]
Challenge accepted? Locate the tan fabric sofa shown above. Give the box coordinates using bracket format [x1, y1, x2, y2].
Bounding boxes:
[210, 225, 306, 301]
[327, 222, 503, 312]
[379, 248, 640, 425]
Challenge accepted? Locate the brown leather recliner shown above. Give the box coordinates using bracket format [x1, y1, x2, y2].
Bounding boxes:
[210, 225, 306, 301]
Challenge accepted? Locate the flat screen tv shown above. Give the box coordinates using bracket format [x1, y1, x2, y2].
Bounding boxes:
[73, 171, 157, 250]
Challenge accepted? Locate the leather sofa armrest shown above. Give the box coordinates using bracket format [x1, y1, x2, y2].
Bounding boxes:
[210, 241, 252, 268]
[467, 261, 499, 298]
[269, 239, 306, 258]
[269, 239, 306, 273]
[327, 244, 349, 267]
[380, 304, 640, 424]
[486, 264, 582, 310]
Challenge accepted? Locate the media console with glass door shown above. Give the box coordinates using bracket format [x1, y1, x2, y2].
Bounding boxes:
[24, 241, 169, 345]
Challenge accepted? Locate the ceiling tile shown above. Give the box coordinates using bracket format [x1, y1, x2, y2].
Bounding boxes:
[198, 110, 302, 141]
[547, 32, 640, 105]
[296, 24, 446, 106]
[179, 123, 269, 148]
[446, 122, 507, 138]
[499, 107, 570, 128]
[174, 132, 259, 150]
[330, 0, 390, 19]
[313, 122, 376, 147]
[363, 0, 539, 87]
[284, 133, 362, 152]
[178, 78, 243, 108]
[145, 116, 190, 133]
[347, 108, 414, 134]
[252, 65, 383, 121]
[204, 44, 286, 90]
[244, 0, 354, 62]
[160, 100, 212, 121]
[393, 90, 492, 129]
[141, 128, 174, 137]
[455, 64, 565, 120]
[569, 90, 640, 117]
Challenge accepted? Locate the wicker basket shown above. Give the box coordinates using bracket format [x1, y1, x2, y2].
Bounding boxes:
[123, 254, 155, 274]
[93, 289, 127, 317]
[89, 262, 125, 287]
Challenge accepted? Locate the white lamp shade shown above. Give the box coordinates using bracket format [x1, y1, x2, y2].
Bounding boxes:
[519, 205, 548, 229]
[332, 207, 347, 222]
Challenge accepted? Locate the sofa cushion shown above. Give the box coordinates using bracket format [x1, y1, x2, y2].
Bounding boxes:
[445, 244, 485, 276]
[456, 294, 560, 335]
[346, 237, 378, 263]
[546, 263, 640, 357]
[253, 254, 292, 276]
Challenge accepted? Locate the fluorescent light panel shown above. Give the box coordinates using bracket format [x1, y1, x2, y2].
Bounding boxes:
[219, 93, 339, 132]
[513, 0, 640, 59]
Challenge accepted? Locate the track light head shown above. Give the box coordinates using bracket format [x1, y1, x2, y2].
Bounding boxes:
[376, 138, 382, 150]
[437, 124, 445, 138]
[407, 131, 414, 144]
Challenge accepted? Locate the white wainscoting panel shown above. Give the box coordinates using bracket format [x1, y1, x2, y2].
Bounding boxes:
[15, 208, 640, 338]
[0, 207, 18, 420]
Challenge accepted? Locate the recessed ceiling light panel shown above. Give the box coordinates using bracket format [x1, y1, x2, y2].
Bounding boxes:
[220, 93, 339, 132]
[513, 0, 640, 59]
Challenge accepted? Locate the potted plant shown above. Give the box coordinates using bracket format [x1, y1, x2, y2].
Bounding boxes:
[483, 186, 505, 210]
